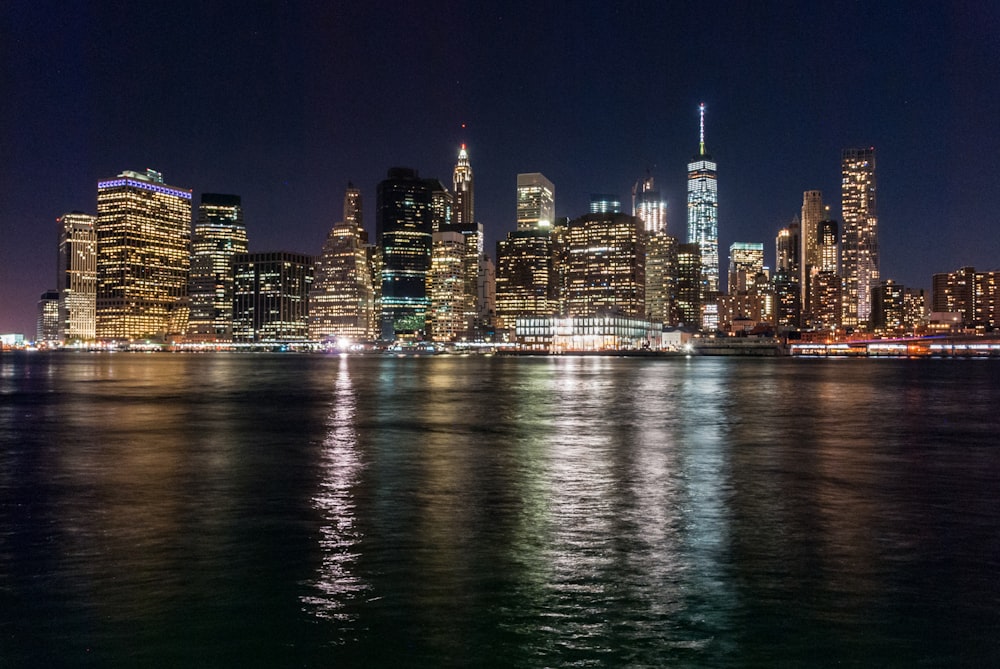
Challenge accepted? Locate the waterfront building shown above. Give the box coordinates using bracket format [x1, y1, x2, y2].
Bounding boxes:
[477, 253, 496, 336]
[495, 229, 554, 331]
[841, 147, 879, 327]
[717, 292, 771, 334]
[233, 252, 314, 343]
[870, 279, 906, 334]
[310, 185, 375, 342]
[553, 213, 645, 319]
[377, 167, 437, 340]
[36, 290, 60, 344]
[95, 169, 191, 341]
[729, 242, 765, 294]
[57, 211, 96, 342]
[799, 190, 825, 309]
[687, 103, 719, 297]
[516, 173, 555, 230]
[452, 144, 474, 228]
[932, 266, 1000, 329]
[590, 194, 621, 214]
[188, 193, 248, 343]
[645, 233, 678, 325]
[516, 314, 664, 353]
[426, 230, 469, 342]
[633, 175, 667, 235]
[675, 242, 702, 327]
[772, 272, 801, 330]
[809, 271, 842, 330]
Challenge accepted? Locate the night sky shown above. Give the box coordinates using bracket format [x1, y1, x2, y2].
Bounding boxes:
[2, 1, 998, 336]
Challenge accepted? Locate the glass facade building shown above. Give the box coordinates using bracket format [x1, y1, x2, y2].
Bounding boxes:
[841, 147, 878, 327]
[516, 173, 555, 230]
[687, 104, 719, 296]
[233, 252, 314, 342]
[57, 211, 97, 342]
[188, 193, 248, 342]
[95, 169, 192, 341]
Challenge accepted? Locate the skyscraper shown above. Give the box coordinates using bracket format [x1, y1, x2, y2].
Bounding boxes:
[516, 173, 555, 230]
[728, 242, 765, 294]
[95, 169, 192, 341]
[377, 167, 436, 340]
[633, 174, 667, 235]
[188, 193, 248, 342]
[232, 252, 314, 342]
[36, 290, 60, 344]
[799, 190, 825, 310]
[841, 147, 878, 327]
[452, 144, 474, 227]
[495, 229, 554, 331]
[590, 194, 622, 214]
[309, 184, 375, 342]
[57, 211, 96, 342]
[675, 242, 703, 327]
[426, 230, 470, 342]
[687, 103, 719, 297]
[645, 233, 678, 325]
[552, 213, 646, 319]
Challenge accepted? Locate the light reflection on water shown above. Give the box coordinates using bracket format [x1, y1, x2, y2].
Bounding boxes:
[2, 353, 999, 667]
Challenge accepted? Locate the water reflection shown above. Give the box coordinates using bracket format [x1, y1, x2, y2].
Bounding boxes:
[304, 355, 370, 621]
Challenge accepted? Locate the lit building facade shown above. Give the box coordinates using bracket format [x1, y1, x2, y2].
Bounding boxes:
[687, 103, 719, 296]
[645, 233, 678, 325]
[233, 252, 314, 342]
[633, 175, 667, 235]
[36, 290, 60, 343]
[516, 173, 555, 230]
[377, 168, 436, 340]
[841, 147, 879, 327]
[95, 169, 192, 341]
[57, 211, 97, 342]
[188, 193, 248, 342]
[728, 242, 765, 294]
[776, 220, 800, 278]
[426, 230, 470, 342]
[809, 271, 842, 330]
[495, 229, 554, 331]
[799, 190, 825, 309]
[452, 144, 474, 228]
[309, 185, 375, 342]
[590, 194, 622, 214]
[932, 266, 1000, 329]
[553, 213, 645, 319]
[676, 242, 702, 327]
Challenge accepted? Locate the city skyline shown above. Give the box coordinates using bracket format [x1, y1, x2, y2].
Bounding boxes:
[2, 2, 999, 335]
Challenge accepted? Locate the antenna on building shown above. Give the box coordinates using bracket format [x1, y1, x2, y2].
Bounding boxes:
[699, 103, 706, 156]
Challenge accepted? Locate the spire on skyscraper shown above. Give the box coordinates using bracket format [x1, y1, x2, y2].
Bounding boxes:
[453, 143, 474, 227]
[699, 102, 706, 156]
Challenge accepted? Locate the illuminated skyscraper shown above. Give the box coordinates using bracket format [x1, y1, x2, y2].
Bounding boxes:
[377, 167, 436, 340]
[841, 147, 878, 326]
[452, 144, 474, 227]
[495, 229, 554, 330]
[687, 103, 719, 296]
[633, 174, 667, 235]
[799, 190, 825, 309]
[309, 184, 375, 342]
[728, 242, 765, 294]
[516, 173, 555, 230]
[645, 233, 678, 325]
[553, 213, 646, 318]
[57, 211, 97, 342]
[36, 290, 60, 344]
[188, 193, 248, 342]
[675, 242, 702, 327]
[426, 230, 469, 342]
[95, 169, 192, 341]
[233, 252, 314, 342]
[590, 194, 622, 214]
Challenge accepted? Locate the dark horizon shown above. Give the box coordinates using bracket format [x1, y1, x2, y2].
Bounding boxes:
[3, 2, 999, 335]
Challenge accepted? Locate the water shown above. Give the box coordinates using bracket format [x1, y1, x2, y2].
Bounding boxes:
[2, 353, 998, 667]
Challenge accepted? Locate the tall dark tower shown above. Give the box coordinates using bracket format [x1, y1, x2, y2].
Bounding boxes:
[377, 167, 435, 341]
[452, 144, 474, 228]
[188, 193, 248, 342]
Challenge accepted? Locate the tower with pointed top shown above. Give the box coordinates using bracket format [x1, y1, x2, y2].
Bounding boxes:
[686, 103, 719, 304]
[453, 144, 474, 228]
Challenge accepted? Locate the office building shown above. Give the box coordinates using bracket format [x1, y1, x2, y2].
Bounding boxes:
[932, 266, 1000, 329]
[57, 211, 97, 342]
[633, 174, 667, 235]
[776, 220, 800, 277]
[95, 169, 192, 341]
[516, 173, 555, 230]
[729, 242, 765, 294]
[553, 213, 645, 318]
[687, 103, 719, 296]
[645, 233, 678, 325]
[452, 144, 474, 228]
[233, 252, 314, 342]
[799, 190, 825, 308]
[188, 194, 248, 342]
[675, 242, 702, 327]
[36, 290, 60, 344]
[590, 194, 622, 214]
[426, 230, 470, 342]
[841, 147, 879, 327]
[495, 229, 554, 331]
[377, 168, 437, 339]
[310, 185, 375, 342]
